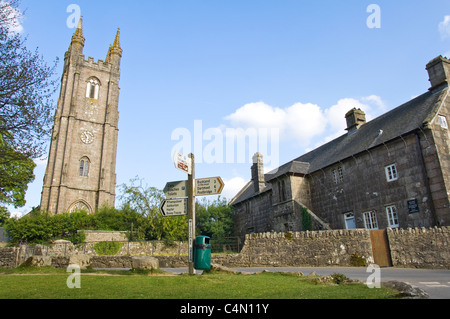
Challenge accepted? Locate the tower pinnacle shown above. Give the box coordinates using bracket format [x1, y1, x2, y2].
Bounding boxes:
[106, 28, 122, 63]
[70, 16, 85, 51]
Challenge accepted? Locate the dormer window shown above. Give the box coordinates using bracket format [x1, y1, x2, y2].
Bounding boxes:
[86, 78, 100, 100]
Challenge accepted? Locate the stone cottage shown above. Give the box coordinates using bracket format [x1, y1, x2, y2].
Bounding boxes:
[231, 56, 450, 238]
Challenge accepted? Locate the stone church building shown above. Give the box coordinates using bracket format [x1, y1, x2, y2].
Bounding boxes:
[231, 56, 450, 237]
[40, 18, 122, 215]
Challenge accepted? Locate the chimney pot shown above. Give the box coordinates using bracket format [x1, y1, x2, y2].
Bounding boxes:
[426, 56, 450, 91]
[251, 153, 265, 193]
[345, 108, 366, 133]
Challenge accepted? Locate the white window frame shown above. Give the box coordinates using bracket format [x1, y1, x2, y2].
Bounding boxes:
[438, 115, 448, 129]
[332, 169, 338, 184]
[338, 166, 344, 183]
[344, 212, 356, 229]
[363, 211, 378, 230]
[332, 167, 344, 184]
[385, 164, 398, 182]
[386, 205, 399, 228]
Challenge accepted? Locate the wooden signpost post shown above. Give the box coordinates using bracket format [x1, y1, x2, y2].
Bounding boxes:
[162, 151, 224, 275]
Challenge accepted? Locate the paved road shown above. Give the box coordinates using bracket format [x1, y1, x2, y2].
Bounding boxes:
[162, 267, 450, 299]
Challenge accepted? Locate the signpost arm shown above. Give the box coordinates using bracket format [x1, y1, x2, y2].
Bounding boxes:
[188, 153, 195, 275]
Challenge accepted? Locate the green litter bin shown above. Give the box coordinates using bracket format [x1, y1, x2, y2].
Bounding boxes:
[194, 236, 211, 270]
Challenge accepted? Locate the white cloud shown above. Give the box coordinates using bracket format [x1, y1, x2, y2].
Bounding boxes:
[325, 98, 365, 132]
[284, 102, 326, 143]
[224, 101, 326, 146]
[439, 15, 450, 39]
[224, 102, 285, 130]
[310, 95, 387, 150]
[222, 176, 247, 202]
[224, 95, 386, 148]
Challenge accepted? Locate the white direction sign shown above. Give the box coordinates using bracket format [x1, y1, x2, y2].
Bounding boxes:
[195, 177, 225, 196]
[173, 151, 192, 174]
[160, 198, 188, 217]
[164, 180, 188, 199]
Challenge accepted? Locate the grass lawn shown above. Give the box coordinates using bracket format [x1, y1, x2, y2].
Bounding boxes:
[0, 267, 399, 299]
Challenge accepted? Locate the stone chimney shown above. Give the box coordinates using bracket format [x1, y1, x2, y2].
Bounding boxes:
[426, 56, 450, 91]
[345, 108, 366, 133]
[251, 153, 265, 193]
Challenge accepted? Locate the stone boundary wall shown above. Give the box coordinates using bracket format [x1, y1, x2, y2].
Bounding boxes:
[82, 230, 128, 242]
[237, 229, 374, 267]
[387, 226, 450, 269]
[1, 227, 449, 269]
[32, 240, 188, 258]
[0, 248, 17, 268]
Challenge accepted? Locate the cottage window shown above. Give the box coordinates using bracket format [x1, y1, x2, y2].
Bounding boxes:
[338, 167, 344, 182]
[332, 167, 344, 184]
[79, 157, 90, 177]
[386, 205, 399, 228]
[363, 211, 378, 230]
[385, 164, 398, 182]
[332, 169, 338, 184]
[438, 115, 448, 129]
[344, 212, 356, 229]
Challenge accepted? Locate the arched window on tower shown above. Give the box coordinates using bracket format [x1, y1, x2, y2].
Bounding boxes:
[79, 157, 90, 177]
[68, 200, 92, 214]
[86, 78, 100, 100]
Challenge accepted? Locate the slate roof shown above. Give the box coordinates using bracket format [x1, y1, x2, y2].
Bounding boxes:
[230, 86, 448, 206]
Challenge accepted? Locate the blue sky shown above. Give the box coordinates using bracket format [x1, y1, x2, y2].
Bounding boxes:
[9, 0, 450, 216]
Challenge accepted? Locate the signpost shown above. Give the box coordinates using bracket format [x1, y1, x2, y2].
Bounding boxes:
[164, 180, 188, 199]
[195, 177, 224, 196]
[173, 151, 192, 174]
[162, 151, 225, 275]
[187, 154, 195, 275]
[160, 198, 188, 217]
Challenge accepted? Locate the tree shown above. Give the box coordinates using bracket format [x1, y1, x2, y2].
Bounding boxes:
[118, 177, 188, 240]
[5, 210, 93, 244]
[0, 0, 58, 160]
[0, 132, 35, 208]
[0, 0, 58, 209]
[196, 196, 234, 238]
[0, 206, 9, 226]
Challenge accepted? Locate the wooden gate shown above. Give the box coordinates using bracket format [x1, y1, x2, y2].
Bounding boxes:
[370, 229, 392, 267]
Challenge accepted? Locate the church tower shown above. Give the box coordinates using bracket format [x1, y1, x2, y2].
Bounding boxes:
[40, 18, 122, 215]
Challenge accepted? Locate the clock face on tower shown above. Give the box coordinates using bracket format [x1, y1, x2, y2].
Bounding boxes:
[80, 130, 94, 144]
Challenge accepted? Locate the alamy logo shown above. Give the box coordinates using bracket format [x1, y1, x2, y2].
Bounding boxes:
[366, 4, 381, 29]
[171, 120, 280, 169]
[366, 264, 381, 288]
[67, 264, 81, 289]
[66, 4, 81, 29]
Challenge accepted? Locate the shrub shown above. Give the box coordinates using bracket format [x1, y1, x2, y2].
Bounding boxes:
[350, 253, 367, 267]
[93, 241, 123, 256]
